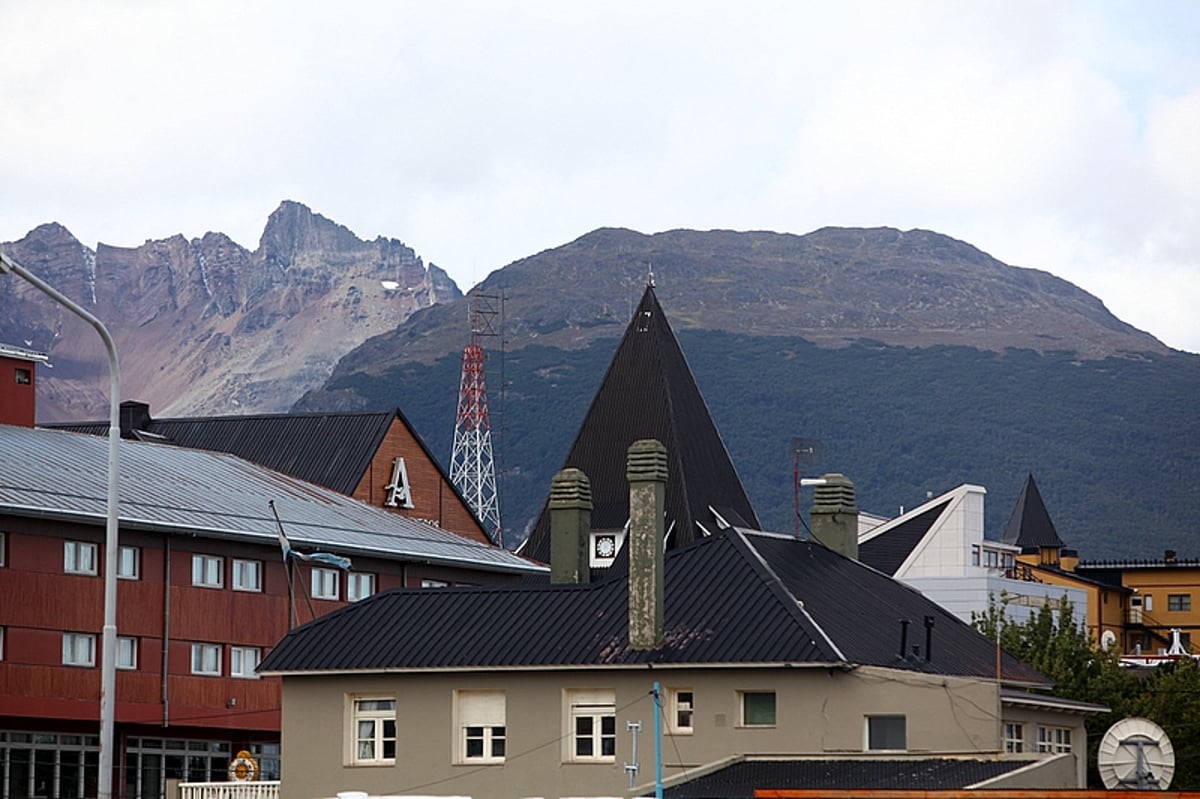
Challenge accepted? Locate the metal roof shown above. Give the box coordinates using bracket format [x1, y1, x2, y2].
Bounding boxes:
[659, 757, 1034, 797]
[522, 285, 760, 563]
[858, 499, 951, 575]
[259, 527, 1046, 685]
[1002, 473, 1065, 550]
[0, 423, 543, 575]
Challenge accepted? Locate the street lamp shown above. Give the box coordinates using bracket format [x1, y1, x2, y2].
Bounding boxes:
[0, 251, 121, 799]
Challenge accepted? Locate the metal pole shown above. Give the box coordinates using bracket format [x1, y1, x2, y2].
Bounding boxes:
[1, 251, 121, 799]
[653, 681, 663, 799]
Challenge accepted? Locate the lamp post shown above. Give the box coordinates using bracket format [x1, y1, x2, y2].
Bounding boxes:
[0, 251, 121, 799]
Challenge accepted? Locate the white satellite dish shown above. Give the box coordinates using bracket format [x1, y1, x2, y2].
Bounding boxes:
[1097, 717, 1174, 790]
[1100, 629, 1117, 651]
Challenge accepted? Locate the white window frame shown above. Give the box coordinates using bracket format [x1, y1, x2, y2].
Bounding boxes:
[312, 568, 340, 600]
[191, 643, 222, 676]
[351, 696, 397, 765]
[566, 689, 616, 763]
[866, 714, 907, 751]
[191, 554, 224, 588]
[64, 541, 98, 575]
[117, 545, 140, 580]
[232, 559, 263, 592]
[63, 632, 97, 667]
[117, 636, 138, 670]
[347, 572, 376, 602]
[231, 646, 261, 679]
[1004, 721, 1024, 753]
[739, 690, 776, 727]
[668, 688, 694, 735]
[456, 690, 506, 764]
[1037, 725, 1072, 753]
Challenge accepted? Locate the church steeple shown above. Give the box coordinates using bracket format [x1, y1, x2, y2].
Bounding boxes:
[521, 284, 759, 565]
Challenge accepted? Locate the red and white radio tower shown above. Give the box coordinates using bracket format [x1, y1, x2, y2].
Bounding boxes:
[450, 291, 502, 546]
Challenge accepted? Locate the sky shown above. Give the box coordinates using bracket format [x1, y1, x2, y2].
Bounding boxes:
[3, 1, 1198, 353]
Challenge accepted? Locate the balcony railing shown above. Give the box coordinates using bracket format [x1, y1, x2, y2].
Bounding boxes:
[179, 781, 280, 799]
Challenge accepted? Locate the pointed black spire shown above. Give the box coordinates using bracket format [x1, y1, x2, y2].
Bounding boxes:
[1001, 474, 1064, 550]
[522, 285, 760, 564]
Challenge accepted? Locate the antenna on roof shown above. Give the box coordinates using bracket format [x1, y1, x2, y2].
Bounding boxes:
[789, 437, 824, 538]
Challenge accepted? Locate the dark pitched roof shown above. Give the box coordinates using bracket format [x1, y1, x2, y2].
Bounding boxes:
[858, 499, 951, 575]
[1001, 474, 1064, 550]
[259, 527, 1044, 684]
[659, 757, 1032, 798]
[50, 407, 399, 495]
[521, 285, 760, 562]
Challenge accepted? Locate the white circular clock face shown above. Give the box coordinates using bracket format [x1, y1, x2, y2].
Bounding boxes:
[596, 536, 616, 558]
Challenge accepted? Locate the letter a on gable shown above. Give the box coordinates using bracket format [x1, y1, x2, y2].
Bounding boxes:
[384, 457, 414, 509]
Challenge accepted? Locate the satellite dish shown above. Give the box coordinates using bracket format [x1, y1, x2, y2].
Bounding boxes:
[1097, 717, 1174, 790]
[1100, 629, 1117, 651]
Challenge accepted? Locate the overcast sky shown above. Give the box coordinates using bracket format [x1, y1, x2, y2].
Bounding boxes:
[3, 1, 1198, 353]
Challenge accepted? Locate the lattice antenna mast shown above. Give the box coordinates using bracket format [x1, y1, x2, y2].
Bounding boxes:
[450, 291, 502, 546]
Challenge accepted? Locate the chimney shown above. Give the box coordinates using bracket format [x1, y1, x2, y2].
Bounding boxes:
[549, 468, 592, 585]
[0, 344, 48, 427]
[924, 615, 935, 662]
[809, 473, 858, 559]
[627, 439, 667, 650]
[119, 400, 153, 439]
[1165, 549, 1177, 564]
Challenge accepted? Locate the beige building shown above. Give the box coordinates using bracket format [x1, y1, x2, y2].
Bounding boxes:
[260, 445, 1103, 798]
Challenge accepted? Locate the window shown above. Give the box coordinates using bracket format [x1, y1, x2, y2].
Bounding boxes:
[867, 715, 907, 751]
[740, 691, 776, 727]
[568, 689, 616, 762]
[231, 646, 261, 679]
[118, 546, 140, 579]
[1004, 722, 1024, 753]
[117, 636, 138, 670]
[668, 689, 694, 734]
[970, 544, 980, 566]
[348, 572, 376, 602]
[1037, 725, 1072, 753]
[421, 579, 449, 588]
[64, 541, 98, 575]
[191, 643, 221, 676]
[14, 367, 31, 384]
[191, 554, 223, 587]
[457, 690, 505, 763]
[1144, 594, 1154, 612]
[232, 559, 262, 592]
[1168, 594, 1192, 612]
[0, 531, 6, 567]
[312, 568, 339, 600]
[63, 633, 96, 666]
[352, 697, 397, 765]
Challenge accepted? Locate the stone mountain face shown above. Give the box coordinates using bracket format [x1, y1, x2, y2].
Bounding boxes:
[309, 226, 1169, 403]
[1, 201, 460, 422]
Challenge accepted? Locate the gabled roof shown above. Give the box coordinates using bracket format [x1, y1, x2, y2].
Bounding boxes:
[858, 499, 951, 575]
[660, 757, 1035, 798]
[0, 423, 543, 576]
[259, 527, 1044, 684]
[49, 407, 403, 495]
[1002, 473, 1064, 550]
[521, 285, 759, 562]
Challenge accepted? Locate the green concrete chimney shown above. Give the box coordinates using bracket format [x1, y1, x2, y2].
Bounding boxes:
[627, 439, 667, 650]
[810, 473, 858, 559]
[549, 468, 592, 585]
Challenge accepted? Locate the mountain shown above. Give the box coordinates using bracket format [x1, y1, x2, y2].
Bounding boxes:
[296, 227, 1197, 560]
[1, 201, 459, 421]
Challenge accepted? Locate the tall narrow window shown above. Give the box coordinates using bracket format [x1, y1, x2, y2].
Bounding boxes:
[117, 636, 138, 670]
[867, 715, 907, 751]
[1004, 722, 1024, 753]
[668, 688, 694, 734]
[740, 691, 776, 727]
[64, 541, 99, 575]
[312, 568, 339, 600]
[457, 690, 506, 763]
[63, 633, 97, 666]
[232, 559, 262, 592]
[568, 689, 616, 762]
[231, 646, 261, 679]
[117, 546, 140, 579]
[191, 643, 221, 675]
[348, 572, 376, 602]
[191, 555, 223, 587]
[0, 531, 6, 567]
[352, 697, 397, 765]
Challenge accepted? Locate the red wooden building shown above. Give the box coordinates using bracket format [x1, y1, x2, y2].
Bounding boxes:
[0, 348, 544, 799]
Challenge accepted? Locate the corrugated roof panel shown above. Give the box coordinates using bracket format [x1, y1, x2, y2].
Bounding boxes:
[0, 423, 542, 575]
